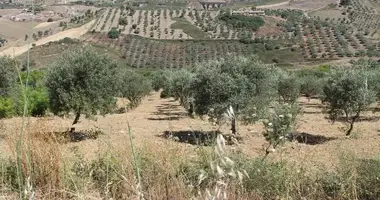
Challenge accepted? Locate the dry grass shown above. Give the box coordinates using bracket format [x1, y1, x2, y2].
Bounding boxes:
[0, 92, 380, 199]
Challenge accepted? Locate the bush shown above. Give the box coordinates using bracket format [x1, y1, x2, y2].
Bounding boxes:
[300, 75, 324, 100]
[0, 97, 14, 118]
[263, 103, 299, 153]
[28, 88, 49, 116]
[117, 70, 152, 109]
[219, 12, 265, 31]
[278, 74, 300, 103]
[118, 17, 128, 25]
[108, 27, 120, 39]
[0, 56, 17, 96]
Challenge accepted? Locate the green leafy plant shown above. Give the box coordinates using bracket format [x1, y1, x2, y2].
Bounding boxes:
[108, 27, 120, 39]
[322, 68, 376, 136]
[45, 47, 119, 125]
[118, 70, 152, 109]
[263, 103, 300, 154]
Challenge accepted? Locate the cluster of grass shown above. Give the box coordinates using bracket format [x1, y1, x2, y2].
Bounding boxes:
[170, 17, 209, 39]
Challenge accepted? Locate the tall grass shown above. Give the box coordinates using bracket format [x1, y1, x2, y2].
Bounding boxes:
[1, 122, 380, 199]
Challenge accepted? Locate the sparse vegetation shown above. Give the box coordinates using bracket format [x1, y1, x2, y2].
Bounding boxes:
[2, 1, 380, 199]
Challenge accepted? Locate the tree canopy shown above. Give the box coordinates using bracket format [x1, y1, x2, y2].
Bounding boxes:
[323, 67, 376, 135]
[0, 56, 17, 96]
[117, 70, 152, 109]
[45, 47, 119, 125]
[191, 56, 278, 133]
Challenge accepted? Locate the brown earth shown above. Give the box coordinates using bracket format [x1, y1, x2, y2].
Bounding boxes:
[1, 92, 380, 170]
[0, 19, 95, 57]
[259, 0, 338, 11]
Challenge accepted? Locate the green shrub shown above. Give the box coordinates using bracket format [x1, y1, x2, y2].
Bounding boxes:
[0, 97, 14, 118]
[117, 70, 152, 109]
[108, 27, 120, 39]
[219, 12, 265, 31]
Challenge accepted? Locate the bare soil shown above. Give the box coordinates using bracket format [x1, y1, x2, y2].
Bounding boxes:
[1, 92, 379, 169]
[259, 0, 338, 11]
[0, 20, 95, 57]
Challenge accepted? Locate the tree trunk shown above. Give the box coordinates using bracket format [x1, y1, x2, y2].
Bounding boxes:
[188, 102, 194, 116]
[231, 118, 236, 135]
[346, 114, 359, 136]
[72, 112, 81, 126]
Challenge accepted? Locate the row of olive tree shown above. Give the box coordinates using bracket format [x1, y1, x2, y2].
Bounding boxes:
[1, 48, 152, 123]
[154, 56, 380, 150]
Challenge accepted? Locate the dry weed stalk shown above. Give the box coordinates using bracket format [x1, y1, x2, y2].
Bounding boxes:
[198, 134, 248, 200]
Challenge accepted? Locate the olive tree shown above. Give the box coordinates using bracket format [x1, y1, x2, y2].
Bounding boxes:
[323, 68, 376, 136]
[161, 69, 195, 109]
[277, 73, 300, 104]
[151, 70, 167, 91]
[0, 56, 17, 96]
[46, 47, 119, 125]
[192, 56, 278, 135]
[118, 70, 151, 109]
[300, 75, 324, 101]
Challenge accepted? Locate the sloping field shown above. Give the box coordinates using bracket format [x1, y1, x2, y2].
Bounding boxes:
[0, 20, 95, 57]
[0, 18, 37, 40]
[261, 0, 337, 10]
[1, 92, 380, 169]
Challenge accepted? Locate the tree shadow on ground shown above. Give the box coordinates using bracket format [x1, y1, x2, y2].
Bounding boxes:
[291, 132, 337, 145]
[147, 116, 181, 121]
[159, 130, 240, 146]
[35, 129, 104, 144]
[160, 130, 220, 146]
[152, 103, 187, 119]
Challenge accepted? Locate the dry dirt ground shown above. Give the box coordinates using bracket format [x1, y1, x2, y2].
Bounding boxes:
[259, 0, 338, 10]
[1, 92, 380, 170]
[0, 19, 95, 57]
[0, 18, 38, 40]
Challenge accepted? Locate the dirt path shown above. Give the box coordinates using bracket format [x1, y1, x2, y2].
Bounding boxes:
[257, 1, 289, 9]
[0, 20, 95, 57]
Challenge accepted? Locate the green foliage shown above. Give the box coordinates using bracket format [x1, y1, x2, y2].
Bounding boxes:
[10, 86, 49, 117]
[162, 69, 195, 108]
[151, 70, 167, 91]
[0, 97, 14, 118]
[277, 73, 300, 104]
[219, 12, 265, 31]
[300, 75, 324, 100]
[339, 0, 351, 6]
[322, 68, 376, 135]
[263, 103, 299, 152]
[118, 70, 152, 109]
[108, 27, 120, 39]
[0, 56, 18, 96]
[192, 56, 277, 124]
[46, 47, 119, 125]
[118, 17, 128, 25]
